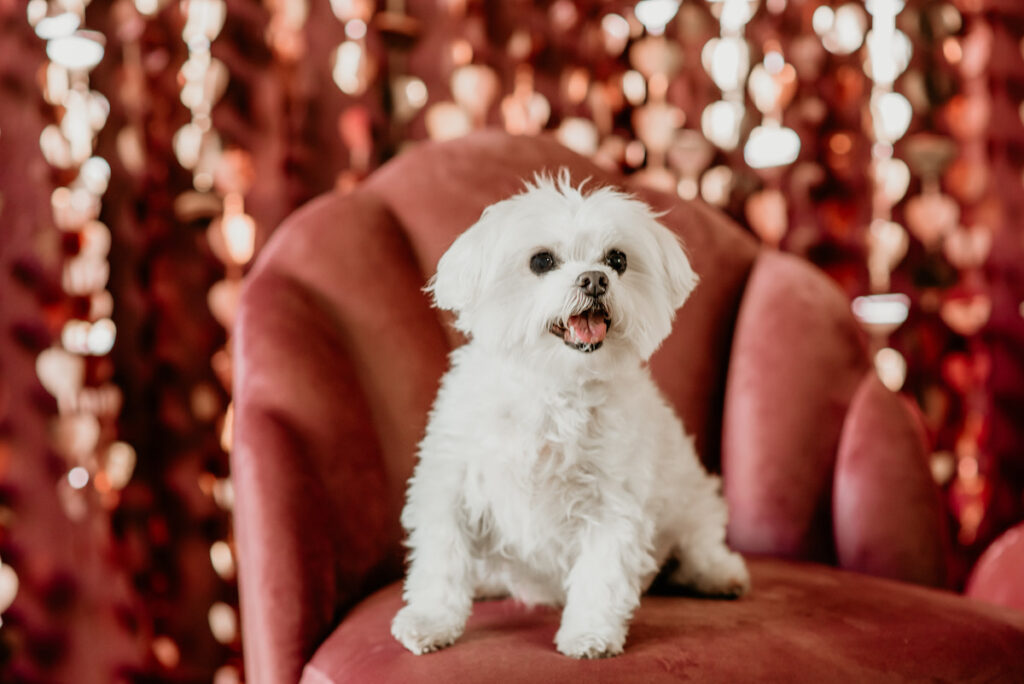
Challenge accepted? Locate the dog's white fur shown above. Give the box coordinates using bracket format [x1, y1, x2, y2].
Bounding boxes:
[391, 171, 749, 659]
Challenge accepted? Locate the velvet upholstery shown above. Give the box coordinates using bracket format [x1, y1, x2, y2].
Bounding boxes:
[232, 132, 1024, 684]
[833, 374, 949, 586]
[301, 559, 1024, 684]
[966, 523, 1024, 613]
[722, 251, 871, 563]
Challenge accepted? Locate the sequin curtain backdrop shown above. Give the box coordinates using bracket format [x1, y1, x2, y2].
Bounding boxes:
[3, 0, 1024, 682]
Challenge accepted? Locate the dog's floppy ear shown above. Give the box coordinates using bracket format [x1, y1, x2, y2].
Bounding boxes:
[425, 211, 493, 332]
[647, 215, 699, 310]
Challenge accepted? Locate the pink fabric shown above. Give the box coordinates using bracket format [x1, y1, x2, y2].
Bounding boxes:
[966, 523, 1024, 613]
[722, 251, 870, 562]
[233, 192, 449, 682]
[301, 558, 1024, 684]
[231, 132, 1022, 683]
[833, 373, 949, 586]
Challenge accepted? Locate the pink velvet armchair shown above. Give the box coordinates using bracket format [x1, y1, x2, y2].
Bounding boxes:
[232, 132, 1024, 683]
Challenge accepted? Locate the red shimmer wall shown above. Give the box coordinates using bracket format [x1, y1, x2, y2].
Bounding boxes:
[2, 0, 1024, 681]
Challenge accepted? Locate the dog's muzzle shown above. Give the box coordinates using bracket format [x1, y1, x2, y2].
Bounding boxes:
[549, 300, 611, 353]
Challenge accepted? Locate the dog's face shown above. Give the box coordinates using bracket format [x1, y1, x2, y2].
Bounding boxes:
[428, 172, 698, 369]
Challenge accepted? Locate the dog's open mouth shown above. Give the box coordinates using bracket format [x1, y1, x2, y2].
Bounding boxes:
[549, 305, 611, 353]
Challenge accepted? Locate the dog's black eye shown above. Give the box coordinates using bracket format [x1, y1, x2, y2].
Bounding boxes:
[530, 251, 558, 275]
[606, 249, 627, 274]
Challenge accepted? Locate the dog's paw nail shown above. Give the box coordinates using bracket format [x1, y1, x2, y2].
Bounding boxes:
[555, 630, 624, 659]
[391, 607, 464, 655]
[722, 555, 751, 596]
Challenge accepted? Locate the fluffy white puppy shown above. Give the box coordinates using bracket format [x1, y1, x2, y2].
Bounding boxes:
[391, 171, 749, 659]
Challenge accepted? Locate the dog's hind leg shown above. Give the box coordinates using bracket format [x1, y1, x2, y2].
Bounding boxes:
[666, 474, 750, 598]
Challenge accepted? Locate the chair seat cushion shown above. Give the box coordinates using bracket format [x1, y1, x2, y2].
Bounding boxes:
[301, 557, 1024, 683]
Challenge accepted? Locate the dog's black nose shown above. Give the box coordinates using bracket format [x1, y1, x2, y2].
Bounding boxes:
[576, 271, 608, 297]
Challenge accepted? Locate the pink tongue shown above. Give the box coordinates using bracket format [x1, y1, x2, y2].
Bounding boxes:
[567, 312, 607, 344]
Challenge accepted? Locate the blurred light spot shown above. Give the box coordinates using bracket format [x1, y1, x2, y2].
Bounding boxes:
[865, 0, 905, 17]
[0, 563, 18, 614]
[222, 212, 256, 265]
[345, 18, 367, 40]
[565, 68, 589, 104]
[622, 70, 647, 106]
[331, 41, 370, 95]
[182, 0, 226, 44]
[213, 665, 241, 684]
[213, 477, 235, 512]
[624, 140, 646, 168]
[816, 4, 867, 55]
[152, 637, 180, 669]
[764, 50, 785, 75]
[173, 123, 203, 170]
[210, 541, 236, 580]
[938, 4, 962, 33]
[404, 78, 428, 109]
[450, 39, 473, 66]
[717, 0, 755, 32]
[43, 62, 70, 105]
[190, 383, 221, 422]
[135, 0, 160, 16]
[701, 100, 743, 150]
[852, 293, 910, 336]
[634, 0, 679, 35]
[549, 1, 578, 30]
[601, 13, 630, 55]
[871, 91, 912, 142]
[864, 29, 912, 85]
[68, 466, 90, 490]
[79, 156, 111, 195]
[872, 141, 894, 160]
[26, 0, 47, 26]
[829, 132, 852, 155]
[702, 37, 749, 93]
[80, 220, 112, 257]
[958, 455, 979, 481]
[812, 6, 834, 35]
[40, 124, 72, 168]
[744, 124, 801, 169]
[942, 37, 962, 64]
[451, 64, 499, 120]
[209, 602, 238, 643]
[34, 12, 80, 40]
[700, 165, 734, 206]
[676, 177, 698, 200]
[329, 0, 372, 22]
[556, 118, 599, 157]
[106, 442, 137, 490]
[46, 32, 105, 71]
[874, 347, 907, 391]
[86, 318, 116, 355]
[219, 402, 234, 455]
[930, 451, 955, 485]
[425, 102, 471, 141]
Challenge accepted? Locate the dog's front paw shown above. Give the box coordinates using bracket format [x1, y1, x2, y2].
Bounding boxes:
[391, 605, 466, 655]
[555, 624, 626, 659]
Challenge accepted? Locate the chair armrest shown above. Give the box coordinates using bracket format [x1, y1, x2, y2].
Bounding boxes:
[232, 191, 449, 683]
[966, 523, 1024, 612]
[233, 270, 402, 684]
[833, 373, 949, 586]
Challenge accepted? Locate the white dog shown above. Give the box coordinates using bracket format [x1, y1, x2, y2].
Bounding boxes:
[391, 171, 749, 659]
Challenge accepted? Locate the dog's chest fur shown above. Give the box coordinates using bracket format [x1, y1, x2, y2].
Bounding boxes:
[461, 378, 628, 583]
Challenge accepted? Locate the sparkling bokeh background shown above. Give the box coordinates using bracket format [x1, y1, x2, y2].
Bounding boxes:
[1, 0, 1023, 681]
